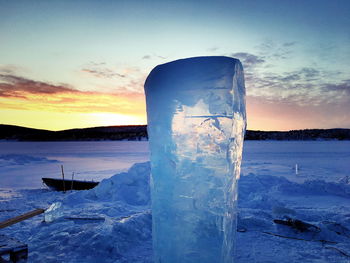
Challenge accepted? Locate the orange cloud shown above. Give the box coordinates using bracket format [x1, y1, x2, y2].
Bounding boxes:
[0, 73, 146, 115]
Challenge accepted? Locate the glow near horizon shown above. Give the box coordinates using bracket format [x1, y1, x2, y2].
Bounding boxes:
[0, 0, 349, 131]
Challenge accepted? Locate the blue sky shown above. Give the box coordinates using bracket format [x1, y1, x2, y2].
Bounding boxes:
[0, 0, 349, 130]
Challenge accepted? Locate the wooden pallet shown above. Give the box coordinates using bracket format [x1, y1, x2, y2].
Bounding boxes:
[0, 235, 27, 263]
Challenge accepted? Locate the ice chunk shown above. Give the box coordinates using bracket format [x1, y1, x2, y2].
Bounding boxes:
[44, 202, 63, 223]
[144, 56, 246, 263]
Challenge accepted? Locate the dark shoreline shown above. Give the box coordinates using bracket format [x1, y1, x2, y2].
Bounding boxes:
[1, 124, 350, 141]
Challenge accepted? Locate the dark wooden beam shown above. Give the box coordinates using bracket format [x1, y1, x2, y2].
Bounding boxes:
[0, 209, 45, 229]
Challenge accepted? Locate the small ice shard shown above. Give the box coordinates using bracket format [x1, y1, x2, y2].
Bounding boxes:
[144, 56, 246, 263]
[44, 202, 63, 223]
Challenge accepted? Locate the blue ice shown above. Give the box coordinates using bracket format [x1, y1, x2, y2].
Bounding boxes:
[144, 56, 246, 263]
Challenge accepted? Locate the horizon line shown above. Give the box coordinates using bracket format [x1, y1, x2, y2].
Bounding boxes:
[1, 123, 349, 133]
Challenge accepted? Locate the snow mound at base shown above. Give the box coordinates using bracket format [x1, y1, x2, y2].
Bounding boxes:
[239, 172, 350, 208]
[1, 162, 153, 263]
[84, 162, 151, 206]
[28, 211, 152, 263]
[237, 172, 350, 263]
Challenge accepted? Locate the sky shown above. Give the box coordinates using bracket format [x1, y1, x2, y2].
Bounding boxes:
[0, 0, 349, 131]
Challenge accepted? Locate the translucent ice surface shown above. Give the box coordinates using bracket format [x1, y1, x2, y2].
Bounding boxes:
[144, 56, 246, 263]
[44, 202, 63, 223]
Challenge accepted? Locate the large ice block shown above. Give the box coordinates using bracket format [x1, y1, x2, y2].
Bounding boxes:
[144, 56, 246, 263]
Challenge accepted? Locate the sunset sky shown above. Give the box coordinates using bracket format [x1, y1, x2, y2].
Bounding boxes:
[1, 0, 349, 131]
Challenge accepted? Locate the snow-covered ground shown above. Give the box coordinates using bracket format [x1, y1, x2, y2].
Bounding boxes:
[1, 141, 350, 262]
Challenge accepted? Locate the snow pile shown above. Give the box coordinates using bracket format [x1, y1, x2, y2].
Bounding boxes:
[83, 162, 151, 206]
[0, 162, 152, 263]
[28, 211, 152, 263]
[236, 172, 350, 262]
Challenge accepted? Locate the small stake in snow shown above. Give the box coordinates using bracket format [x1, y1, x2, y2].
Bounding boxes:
[295, 164, 299, 175]
[71, 172, 74, 191]
[61, 165, 66, 193]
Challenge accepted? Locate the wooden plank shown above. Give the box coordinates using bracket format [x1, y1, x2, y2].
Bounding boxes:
[0, 209, 45, 229]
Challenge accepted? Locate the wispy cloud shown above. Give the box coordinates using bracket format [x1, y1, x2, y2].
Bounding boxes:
[255, 40, 296, 61]
[322, 80, 350, 95]
[81, 62, 126, 79]
[81, 68, 126, 78]
[231, 52, 265, 69]
[207, 47, 219, 52]
[0, 64, 29, 76]
[282, 42, 297, 47]
[79, 62, 148, 95]
[141, 54, 166, 60]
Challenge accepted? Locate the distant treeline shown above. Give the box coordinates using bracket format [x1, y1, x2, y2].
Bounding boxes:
[1, 124, 350, 141]
[0, 125, 147, 141]
[245, 129, 350, 141]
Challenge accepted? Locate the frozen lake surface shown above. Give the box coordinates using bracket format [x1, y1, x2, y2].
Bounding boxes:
[0, 141, 150, 188]
[243, 140, 350, 182]
[0, 140, 349, 188]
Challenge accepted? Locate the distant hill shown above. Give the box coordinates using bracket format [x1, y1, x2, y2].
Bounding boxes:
[1, 124, 350, 141]
[0, 124, 147, 141]
[0, 125, 52, 140]
[244, 129, 350, 141]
